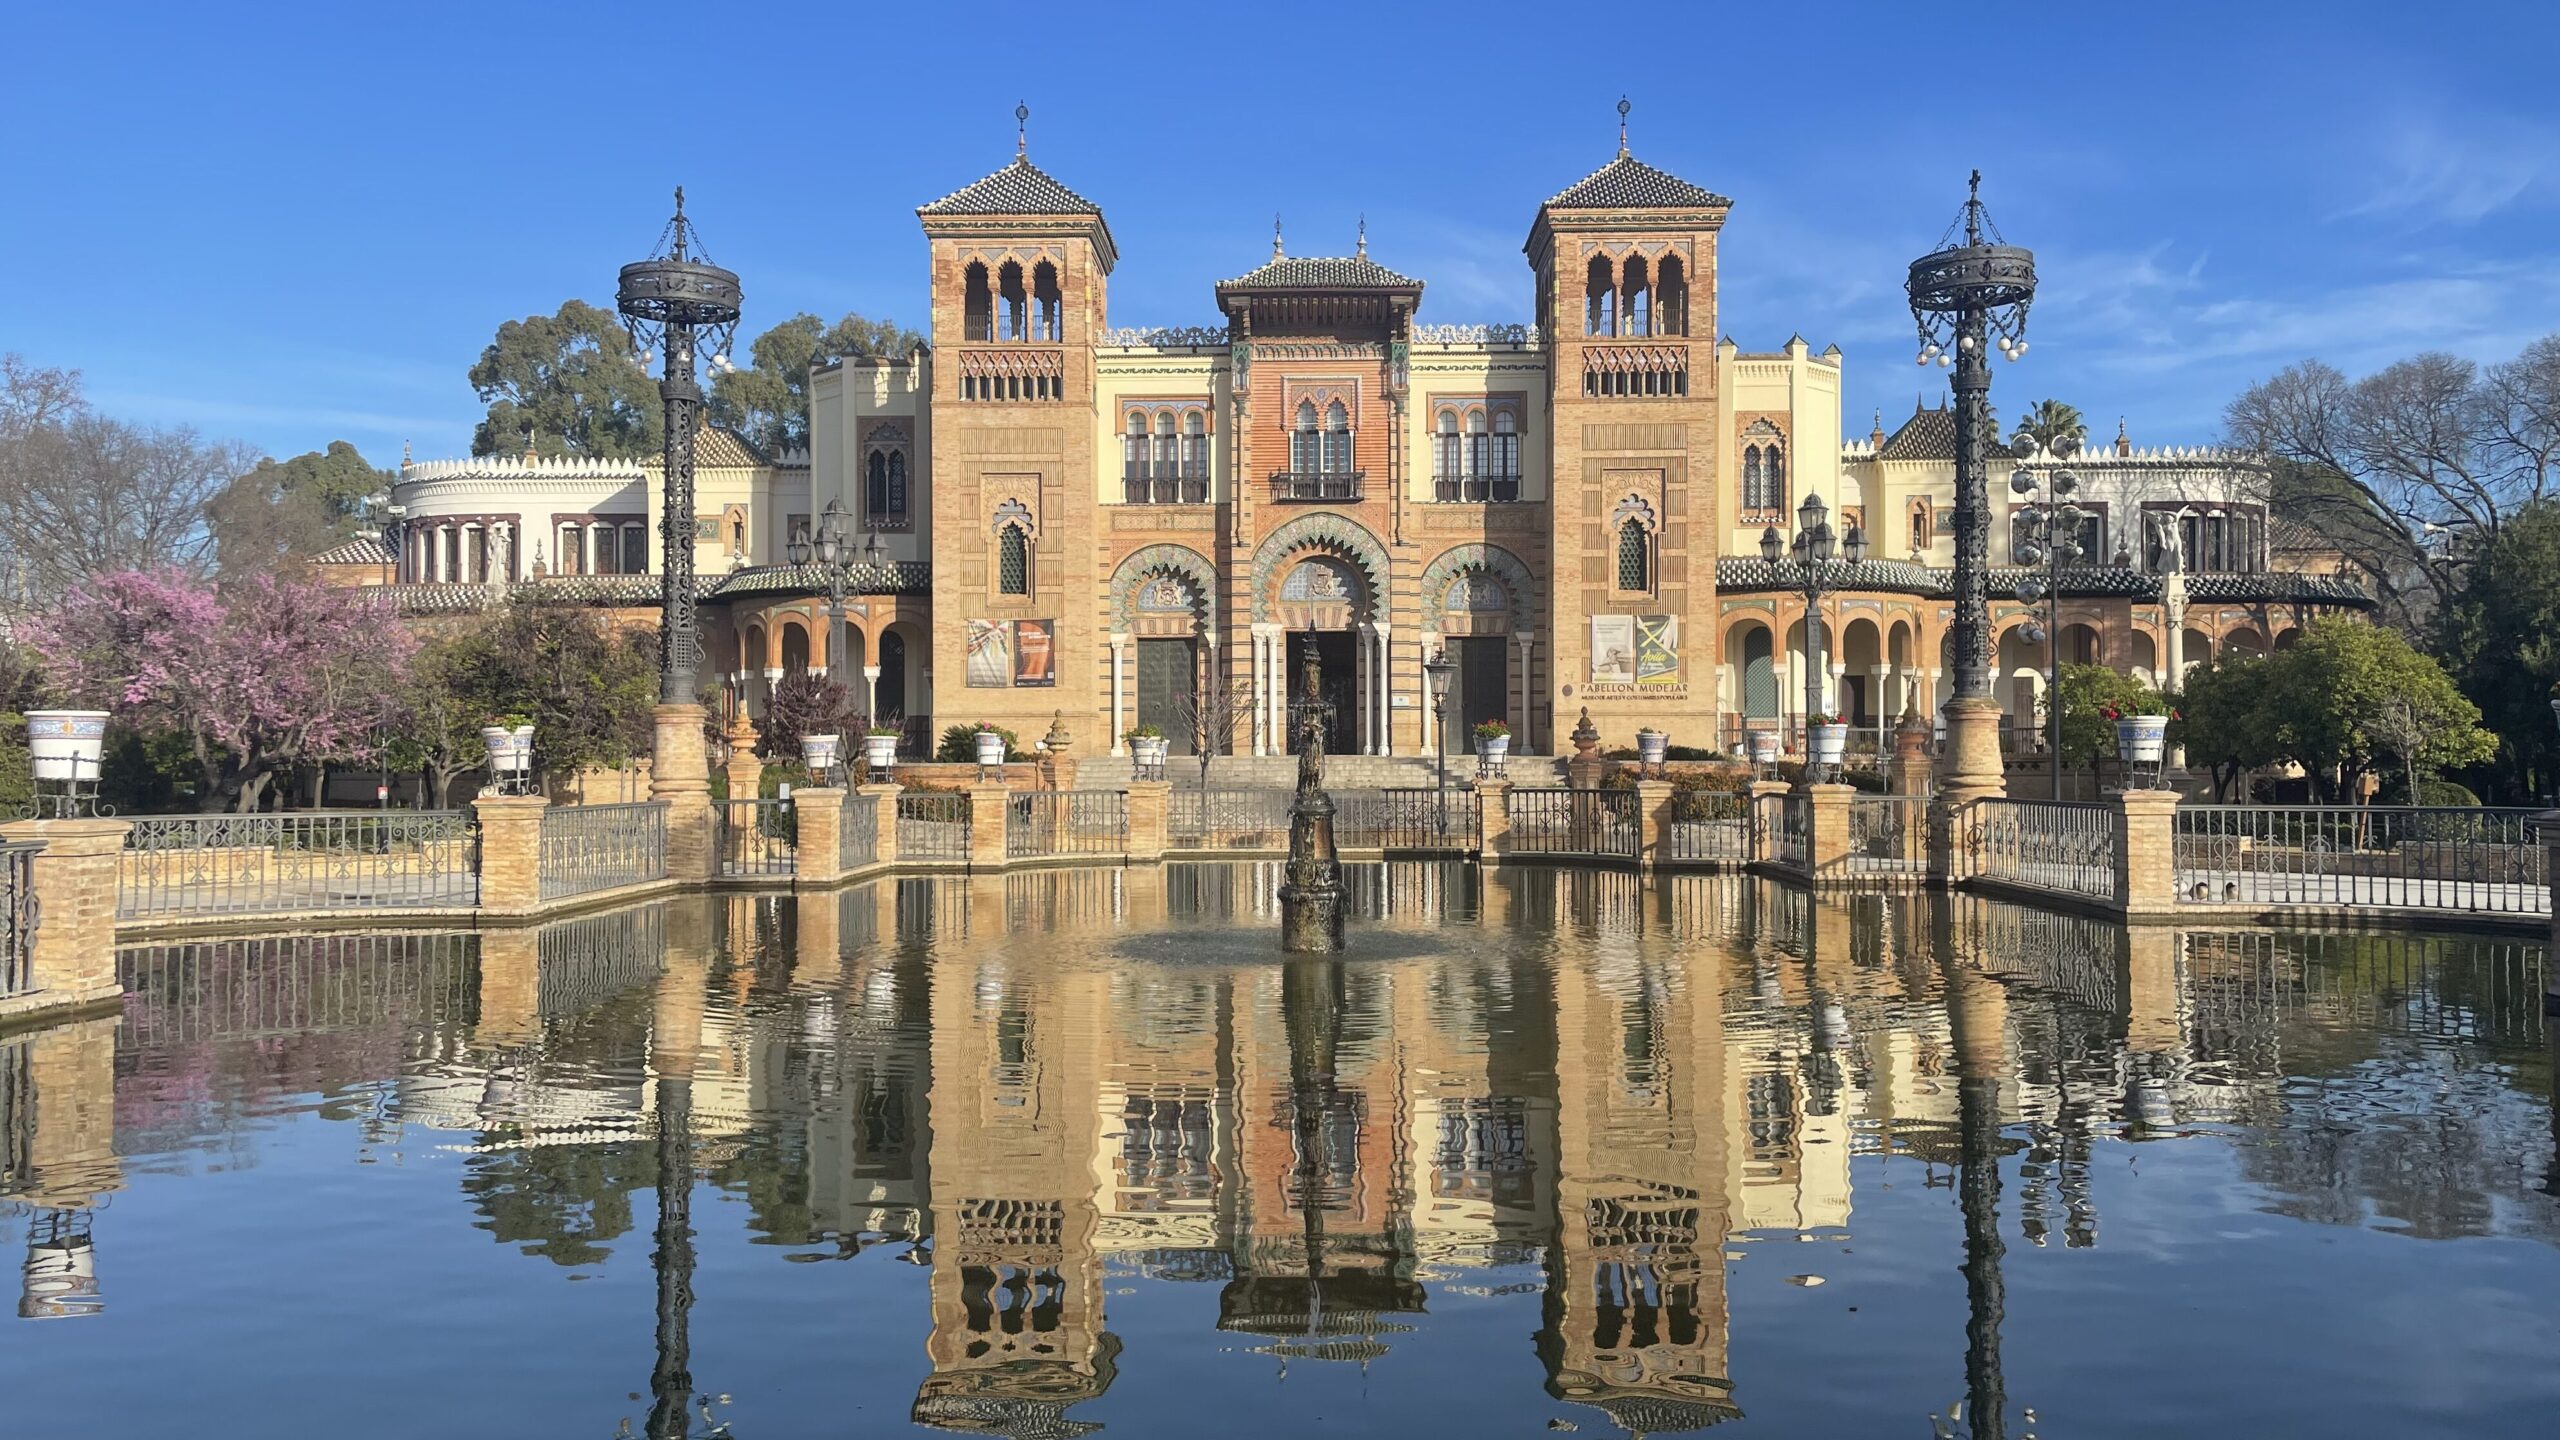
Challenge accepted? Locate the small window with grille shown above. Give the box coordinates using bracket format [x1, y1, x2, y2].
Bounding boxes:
[1616, 519, 1651, 592]
[997, 524, 1030, 595]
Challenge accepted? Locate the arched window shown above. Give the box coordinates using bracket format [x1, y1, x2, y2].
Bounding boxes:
[1585, 255, 1616, 336]
[1910, 500, 1934, 552]
[1291, 400, 1320, 475]
[557, 523, 583, 576]
[1623, 255, 1651, 337]
[1032, 261, 1061, 342]
[1180, 410, 1207, 493]
[1491, 411, 1520, 501]
[963, 262, 993, 342]
[1123, 412, 1147, 498]
[1656, 255, 1687, 336]
[1743, 446, 1765, 508]
[622, 523, 647, 575]
[885, 451, 906, 517]
[997, 523, 1031, 596]
[997, 261, 1027, 341]
[1154, 412, 1178, 484]
[1616, 518, 1651, 592]
[1767, 441, 1785, 488]
[867, 450, 890, 514]
[1322, 400, 1352, 476]
[1434, 410, 1461, 499]
[1741, 422, 1785, 511]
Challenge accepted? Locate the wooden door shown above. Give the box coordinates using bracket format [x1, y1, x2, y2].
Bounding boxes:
[1136, 638, 1197, 754]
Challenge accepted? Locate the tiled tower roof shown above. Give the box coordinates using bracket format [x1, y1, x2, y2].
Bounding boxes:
[916, 156, 1102, 216]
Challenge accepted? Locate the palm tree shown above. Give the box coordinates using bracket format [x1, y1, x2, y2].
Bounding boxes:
[2010, 399, 2087, 457]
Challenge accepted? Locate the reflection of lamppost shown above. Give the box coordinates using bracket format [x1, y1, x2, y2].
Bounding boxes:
[1908, 170, 2037, 802]
[617, 187, 742, 706]
[1762, 491, 1867, 778]
[2009, 466, 2084, 799]
[1423, 647, 1455, 839]
[786, 498, 883, 695]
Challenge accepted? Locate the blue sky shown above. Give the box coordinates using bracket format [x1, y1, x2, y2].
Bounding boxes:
[10, 1, 2560, 468]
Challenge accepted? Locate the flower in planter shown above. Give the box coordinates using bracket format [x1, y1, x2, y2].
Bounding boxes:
[1804, 712, 1847, 728]
[1471, 719, 1511, 739]
[1126, 723, 1165, 741]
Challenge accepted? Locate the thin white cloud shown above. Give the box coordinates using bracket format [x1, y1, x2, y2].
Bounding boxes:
[2330, 116, 2550, 227]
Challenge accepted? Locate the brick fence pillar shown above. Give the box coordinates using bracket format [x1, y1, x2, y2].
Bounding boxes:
[2546, 817, 2560, 1014]
[858, 783, 902, 867]
[967, 785, 1011, 870]
[723, 713, 763, 803]
[1806, 783, 1854, 878]
[1746, 780, 1791, 864]
[470, 794, 547, 916]
[792, 787, 845, 887]
[1125, 781, 1169, 862]
[652, 703, 716, 884]
[2112, 788, 2182, 918]
[1476, 779, 1511, 859]
[0, 818, 129, 1008]
[1633, 780, 1674, 873]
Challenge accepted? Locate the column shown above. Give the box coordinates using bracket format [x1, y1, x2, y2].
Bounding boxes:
[1108, 634, 1129, 756]
[652, 703, 717, 883]
[1252, 623, 1282, 755]
[1512, 631, 1536, 750]
[1354, 626, 1373, 755]
[1806, 783, 1854, 880]
[2111, 788, 2181, 918]
[1125, 779, 1169, 862]
[471, 793, 547, 916]
[966, 784, 1010, 870]
[1373, 621, 1392, 755]
[1869, 665, 1891, 746]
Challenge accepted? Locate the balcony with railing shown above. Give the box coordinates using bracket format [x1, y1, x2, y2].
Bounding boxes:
[1268, 470, 1364, 503]
[1432, 471, 1521, 503]
[1123, 465, 1211, 505]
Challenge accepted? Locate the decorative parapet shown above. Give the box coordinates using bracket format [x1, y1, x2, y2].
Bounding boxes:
[1410, 323, 1542, 345]
[400, 455, 647, 483]
[1098, 325, 1231, 347]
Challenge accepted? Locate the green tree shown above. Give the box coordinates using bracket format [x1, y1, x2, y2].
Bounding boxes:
[435, 603, 658, 785]
[2049, 662, 2164, 771]
[708, 311, 921, 455]
[467, 300, 660, 458]
[2434, 497, 2560, 799]
[2010, 399, 2087, 457]
[2260, 620, 2495, 801]
[205, 440, 390, 574]
[2172, 654, 2284, 800]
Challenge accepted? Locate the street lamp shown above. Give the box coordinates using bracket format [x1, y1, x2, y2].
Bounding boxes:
[617, 187, 743, 706]
[1762, 490, 1868, 781]
[1423, 647, 1456, 839]
[2010, 466, 2084, 798]
[1907, 171, 2037, 797]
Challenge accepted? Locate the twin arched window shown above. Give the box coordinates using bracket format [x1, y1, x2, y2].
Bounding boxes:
[1741, 422, 1786, 512]
[1433, 407, 1522, 501]
[864, 446, 908, 524]
[1291, 400, 1352, 475]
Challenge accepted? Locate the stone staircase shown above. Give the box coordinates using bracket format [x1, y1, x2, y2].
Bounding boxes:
[1070, 753, 1569, 789]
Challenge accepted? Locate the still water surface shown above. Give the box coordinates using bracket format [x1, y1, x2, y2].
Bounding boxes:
[5, 863, 2558, 1438]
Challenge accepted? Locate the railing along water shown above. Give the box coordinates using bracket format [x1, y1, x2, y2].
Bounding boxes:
[1663, 790, 1752, 865]
[1848, 795, 1930, 876]
[717, 798, 797, 878]
[1761, 793, 1809, 869]
[1167, 788, 1296, 849]
[2174, 805, 2550, 915]
[119, 811, 479, 918]
[1335, 788, 1480, 850]
[1008, 791, 1129, 859]
[1969, 799, 2115, 900]
[897, 792, 973, 864]
[842, 791, 879, 869]
[1505, 788, 1639, 859]
[538, 801, 667, 901]
[2, 840, 39, 996]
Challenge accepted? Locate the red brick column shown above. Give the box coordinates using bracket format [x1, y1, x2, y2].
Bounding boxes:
[792, 787, 845, 886]
[1124, 781, 1169, 862]
[967, 785, 1011, 870]
[2112, 788, 2182, 918]
[471, 794, 547, 916]
[1806, 783, 1854, 877]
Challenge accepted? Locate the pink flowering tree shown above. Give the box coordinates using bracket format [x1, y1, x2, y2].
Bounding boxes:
[24, 569, 416, 812]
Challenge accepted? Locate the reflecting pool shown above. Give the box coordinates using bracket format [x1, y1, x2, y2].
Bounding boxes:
[6, 862, 2559, 1437]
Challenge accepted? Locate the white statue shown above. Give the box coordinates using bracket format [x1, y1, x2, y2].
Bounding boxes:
[2148, 510, 2185, 574]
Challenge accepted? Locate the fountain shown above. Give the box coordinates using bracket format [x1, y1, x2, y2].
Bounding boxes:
[1277, 638, 1346, 953]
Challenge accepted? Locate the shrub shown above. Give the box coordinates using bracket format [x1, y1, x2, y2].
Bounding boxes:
[936, 723, 1023, 763]
[2415, 778, 2480, 808]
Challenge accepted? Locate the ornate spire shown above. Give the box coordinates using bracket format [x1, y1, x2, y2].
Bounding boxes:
[1355, 215, 1367, 259]
[1272, 213, 1284, 260]
[1015, 101, 1028, 158]
[2116, 416, 2130, 456]
[1617, 96, 1631, 156]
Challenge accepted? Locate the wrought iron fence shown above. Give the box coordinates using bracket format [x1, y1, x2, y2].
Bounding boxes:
[538, 801, 667, 901]
[2, 840, 39, 996]
[1505, 788, 1639, 859]
[1848, 795, 1930, 876]
[897, 791, 973, 863]
[717, 798, 797, 878]
[842, 790, 879, 869]
[1008, 790, 1129, 859]
[1969, 799, 2115, 901]
[1663, 790, 1752, 865]
[2173, 805, 2550, 915]
[1335, 788, 1480, 849]
[1167, 788, 1296, 849]
[1760, 792, 1809, 868]
[119, 811, 479, 918]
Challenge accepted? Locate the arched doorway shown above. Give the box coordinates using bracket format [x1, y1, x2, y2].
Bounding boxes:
[1737, 624, 1777, 723]
[1112, 547, 1219, 757]
[1251, 516, 1390, 756]
[1280, 555, 1364, 756]
[1422, 546, 1535, 755]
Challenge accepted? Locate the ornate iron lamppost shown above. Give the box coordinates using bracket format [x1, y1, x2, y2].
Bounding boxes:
[1908, 171, 2036, 802]
[2008, 466, 2084, 798]
[618, 188, 743, 706]
[1423, 647, 1455, 839]
[786, 498, 884, 695]
[1762, 491, 1867, 781]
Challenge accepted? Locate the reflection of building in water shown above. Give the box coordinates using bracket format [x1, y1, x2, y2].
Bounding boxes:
[1, 1016, 123, 1320]
[917, 876, 1118, 1435]
[1541, 893, 1739, 1433]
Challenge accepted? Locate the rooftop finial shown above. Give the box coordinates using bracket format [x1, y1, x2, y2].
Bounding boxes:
[674, 184, 685, 218]
[1617, 96, 1631, 156]
[1015, 101, 1029, 158]
[1964, 168, 1983, 245]
[401, 439, 413, 468]
[1356, 214, 1367, 259]
[1273, 213, 1284, 260]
